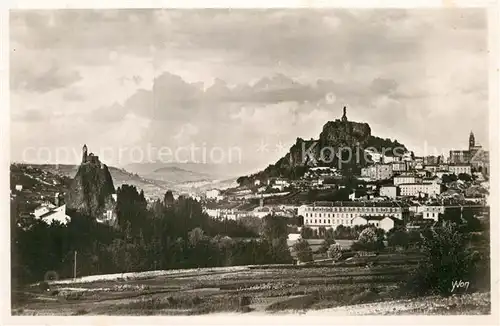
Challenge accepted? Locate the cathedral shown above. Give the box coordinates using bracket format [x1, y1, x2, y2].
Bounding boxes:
[449, 132, 489, 174]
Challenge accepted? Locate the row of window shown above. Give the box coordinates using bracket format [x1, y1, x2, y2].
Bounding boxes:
[305, 218, 351, 225]
[304, 218, 382, 227]
[305, 212, 401, 219]
[303, 206, 401, 213]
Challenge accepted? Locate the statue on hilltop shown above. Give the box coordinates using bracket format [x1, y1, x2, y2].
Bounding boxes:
[341, 105, 348, 122]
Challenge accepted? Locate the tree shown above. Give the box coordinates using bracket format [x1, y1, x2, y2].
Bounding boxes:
[403, 221, 481, 296]
[324, 227, 335, 240]
[292, 239, 313, 263]
[163, 190, 174, 206]
[261, 215, 292, 264]
[188, 227, 206, 247]
[387, 227, 409, 249]
[458, 173, 472, 182]
[352, 227, 385, 251]
[261, 215, 288, 241]
[300, 226, 314, 239]
[318, 226, 326, 238]
[116, 185, 148, 231]
[442, 173, 458, 184]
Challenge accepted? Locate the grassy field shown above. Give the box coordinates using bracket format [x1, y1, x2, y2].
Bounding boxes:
[12, 254, 490, 316]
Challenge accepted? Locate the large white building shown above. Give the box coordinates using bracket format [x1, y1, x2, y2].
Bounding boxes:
[399, 182, 441, 198]
[394, 175, 422, 186]
[298, 201, 409, 231]
[449, 164, 472, 175]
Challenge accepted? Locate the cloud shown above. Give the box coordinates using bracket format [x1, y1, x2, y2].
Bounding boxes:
[9, 9, 489, 169]
[11, 63, 82, 93]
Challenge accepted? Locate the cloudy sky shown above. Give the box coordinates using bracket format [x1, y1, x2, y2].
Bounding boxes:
[10, 9, 489, 175]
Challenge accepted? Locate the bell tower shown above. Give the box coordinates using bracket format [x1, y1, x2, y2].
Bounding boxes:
[469, 131, 475, 151]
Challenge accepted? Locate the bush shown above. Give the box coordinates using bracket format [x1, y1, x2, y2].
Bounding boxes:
[387, 227, 409, 249]
[402, 221, 481, 296]
[327, 243, 342, 261]
[318, 238, 336, 254]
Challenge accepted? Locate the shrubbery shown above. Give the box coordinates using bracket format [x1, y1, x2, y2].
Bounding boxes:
[351, 227, 385, 252]
[402, 220, 487, 296]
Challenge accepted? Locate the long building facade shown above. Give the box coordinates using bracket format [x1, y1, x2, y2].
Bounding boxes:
[298, 201, 410, 231]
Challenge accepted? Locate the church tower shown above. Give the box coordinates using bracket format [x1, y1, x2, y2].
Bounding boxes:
[469, 131, 475, 151]
[82, 144, 88, 163]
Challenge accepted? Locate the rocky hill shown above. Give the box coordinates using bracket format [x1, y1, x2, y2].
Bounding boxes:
[36, 164, 173, 199]
[65, 156, 116, 219]
[239, 107, 407, 184]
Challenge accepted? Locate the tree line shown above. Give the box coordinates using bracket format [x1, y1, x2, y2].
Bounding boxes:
[11, 185, 292, 287]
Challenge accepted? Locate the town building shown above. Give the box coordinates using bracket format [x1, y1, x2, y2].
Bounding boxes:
[448, 164, 472, 176]
[449, 131, 489, 167]
[435, 170, 449, 179]
[424, 165, 439, 174]
[205, 189, 222, 200]
[394, 174, 422, 186]
[298, 201, 409, 231]
[414, 162, 424, 170]
[424, 156, 436, 165]
[391, 161, 407, 173]
[33, 201, 70, 225]
[380, 185, 398, 199]
[439, 163, 450, 171]
[420, 205, 445, 221]
[252, 206, 273, 218]
[470, 148, 489, 175]
[360, 164, 393, 181]
[352, 216, 401, 232]
[399, 182, 441, 198]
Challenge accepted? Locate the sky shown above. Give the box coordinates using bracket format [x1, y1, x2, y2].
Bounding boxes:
[10, 9, 489, 175]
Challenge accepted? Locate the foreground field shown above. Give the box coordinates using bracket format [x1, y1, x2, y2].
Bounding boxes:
[12, 256, 490, 316]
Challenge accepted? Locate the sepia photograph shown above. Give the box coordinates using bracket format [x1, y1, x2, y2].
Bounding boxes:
[6, 5, 496, 318]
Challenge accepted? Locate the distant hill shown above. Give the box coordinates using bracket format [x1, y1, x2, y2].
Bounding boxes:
[145, 166, 214, 184]
[123, 162, 238, 186]
[176, 177, 239, 192]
